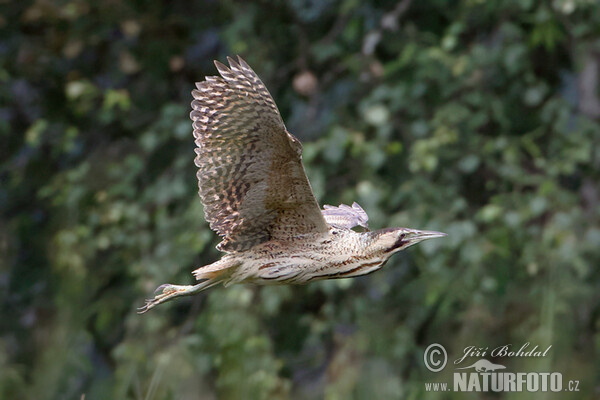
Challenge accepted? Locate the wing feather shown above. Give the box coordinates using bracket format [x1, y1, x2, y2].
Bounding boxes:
[190, 56, 328, 252]
[322, 202, 369, 230]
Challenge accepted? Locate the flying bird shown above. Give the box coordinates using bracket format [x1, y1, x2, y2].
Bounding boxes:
[138, 56, 446, 313]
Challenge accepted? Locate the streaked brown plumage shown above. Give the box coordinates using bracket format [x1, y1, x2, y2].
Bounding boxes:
[138, 56, 446, 313]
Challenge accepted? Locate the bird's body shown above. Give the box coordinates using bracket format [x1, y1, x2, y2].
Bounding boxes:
[138, 56, 445, 313]
[198, 228, 395, 286]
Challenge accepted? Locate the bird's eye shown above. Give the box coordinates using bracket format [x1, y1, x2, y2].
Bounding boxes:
[400, 233, 406, 239]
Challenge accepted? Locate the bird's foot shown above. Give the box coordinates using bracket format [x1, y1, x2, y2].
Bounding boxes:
[137, 284, 192, 314]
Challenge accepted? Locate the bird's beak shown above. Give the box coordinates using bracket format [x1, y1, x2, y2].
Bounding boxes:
[403, 229, 447, 247]
[385, 228, 447, 253]
[410, 229, 447, 240]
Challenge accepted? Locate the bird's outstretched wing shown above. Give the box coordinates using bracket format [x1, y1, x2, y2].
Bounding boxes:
[190, 56, 328, 252]
[321, 202, 369, 230]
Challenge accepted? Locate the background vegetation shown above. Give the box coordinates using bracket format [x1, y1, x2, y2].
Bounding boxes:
[2, 0, 600, 398]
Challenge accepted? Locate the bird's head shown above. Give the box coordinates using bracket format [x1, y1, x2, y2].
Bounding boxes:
[368, 227, 447, 257]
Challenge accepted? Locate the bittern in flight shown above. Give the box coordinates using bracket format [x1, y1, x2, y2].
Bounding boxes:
[138, 56, 446, 313]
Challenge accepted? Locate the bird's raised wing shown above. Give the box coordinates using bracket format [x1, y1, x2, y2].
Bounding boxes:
[321, 202, 369, 230]
[190, 56, 328, 252]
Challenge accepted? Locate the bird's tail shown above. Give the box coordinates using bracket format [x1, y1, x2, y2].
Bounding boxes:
[192, 257, 239, 283]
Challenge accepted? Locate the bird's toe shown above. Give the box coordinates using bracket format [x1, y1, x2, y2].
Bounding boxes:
[138, 284, 181, 314]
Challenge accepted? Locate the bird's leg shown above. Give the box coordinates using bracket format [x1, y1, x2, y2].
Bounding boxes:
[137, 280, 216, 314]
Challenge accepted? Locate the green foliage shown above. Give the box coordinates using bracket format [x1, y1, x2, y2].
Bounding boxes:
[2, 0, 600, 399]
